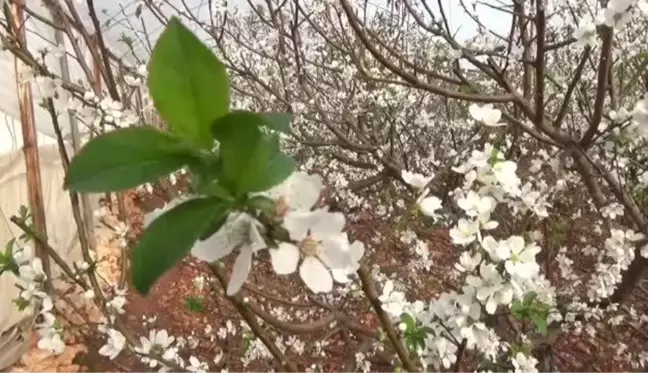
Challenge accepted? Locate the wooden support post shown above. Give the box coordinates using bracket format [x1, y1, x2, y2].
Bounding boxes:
[50, 11, 97, 250]
[11, 0, 52, 282]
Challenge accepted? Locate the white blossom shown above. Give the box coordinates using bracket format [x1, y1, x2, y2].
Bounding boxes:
[378, 280, 406, 317]
[401, 170, 432, 189]
[270, 209, 354, 292]
[469, 104, 505, 127]
[99, 329, 126, 360]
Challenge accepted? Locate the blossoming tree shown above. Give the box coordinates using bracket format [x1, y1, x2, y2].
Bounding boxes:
[1, 0, 648, 372]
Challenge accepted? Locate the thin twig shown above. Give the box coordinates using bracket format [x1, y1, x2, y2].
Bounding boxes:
[356, 265, 420, 372]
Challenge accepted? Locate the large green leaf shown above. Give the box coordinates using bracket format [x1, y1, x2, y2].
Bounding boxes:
[211, 112, 295, 196]
[148, 17, 230, 149]
[65, 127, 192, 192]
[131, 197, 228, 294]
[260, 112, 293, 134]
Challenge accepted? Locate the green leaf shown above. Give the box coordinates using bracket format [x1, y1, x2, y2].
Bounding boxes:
[131, 197, 228, 294]
[421, 326, 435, 335]
[198, 212, 229, 241]
[4, 238, 15, 257]
[246, 195, 276, 214]
[523, 291, 538, 304]
[400, 313, 417, 331]
[416, 336, 426, 349]
[148, 17, 230, 149]
[260, 112, 293, 134]
[212, 112, 295, 195]
[260, 149, 296, 191]
[65, 127, 193, 193]
[18, 205, 29, 219]
[531, 314, 548, 336]
[204, 181, 235, 202]
[187, 154, 222, 194]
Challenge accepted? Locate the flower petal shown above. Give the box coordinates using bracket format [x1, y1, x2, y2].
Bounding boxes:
[266, 172, 323, 211]
[270, 243, 300, 274]
[286, 172, 323, 210]
[191, 214, 244, 262]
[485, 297, 497, 314]
[419, 196, 442, 217]
[331, 268, 350, 283]
[299, 257, 333, 293]
[227, 248, 253, 296]
[191, 233, 234, 262]
[349, 241, 365, 261]
[309, 209, 345, 239]
[283, 211, 313, 240]
[318, 234, 352, 269]
[247, 221, 267, 253]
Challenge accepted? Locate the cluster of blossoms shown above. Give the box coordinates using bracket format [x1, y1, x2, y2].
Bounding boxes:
[365, 98, 646, 370]
[371, 105, 558, 371]
[95, 274, 214, 371]
[18, 45, 142, 138]
[144, 171, 365, 295]
[98, 325, 211, 372]
[118, 94, 646, 371]
[597, 0, 648, 29]
[574, 0, 648, 47]
[9, 243, 63, 354]
[587, 229, 646, 301]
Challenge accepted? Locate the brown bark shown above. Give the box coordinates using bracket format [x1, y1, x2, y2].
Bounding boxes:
[11, 0, 51, 284]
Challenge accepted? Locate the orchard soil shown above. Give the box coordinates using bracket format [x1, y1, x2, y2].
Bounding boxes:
[9, 186, 648, 372]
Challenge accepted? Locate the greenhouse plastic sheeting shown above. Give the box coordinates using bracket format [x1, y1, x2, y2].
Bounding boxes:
[0, 145, 98, 370]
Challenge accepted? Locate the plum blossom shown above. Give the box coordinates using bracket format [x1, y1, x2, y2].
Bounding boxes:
[492, 160, 521, 195]
[331, 240, 365, 283]
[379, 280, 407, 317]
[605, 229, 644, 266]
[448, 47, 462, 60]
[597, 0, 634, 28]
[34, 299, 62, 355]
[468, 104, 505, 127]
[135, 329, 177, 368]
[449, 218, 480, 246]
[19, 257, 47, 283]
[401, 170, 432, 189]
[12, 243, 33, 265]
[573, 21, 597, 48]
[455, 251, 482, 273]
[191, 212, 267, 295]
[124, 74, 142, 86]
[99, 329, 126, 360]
[35, 76, 62, 98]
[601, 203, 624, 219]
[418, 194, 443, 219]
[270, 208, 355, 293]
[107, 288, 127, 314]
[637, 0, 648, 15]
[187, 356, 209, 372]
[487, 236, 541, 278]
[20, 282, 47, 301]
[455, 287, 483, 323]
[520, 187, 550, 218]
[459, 322, 497, 351]
[37, 328, 65, 355]
[465, 263, 513, 314]
[263, 171, 323, 214]
[457, 191, 496, 220]
[512, 352, 539, 373]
